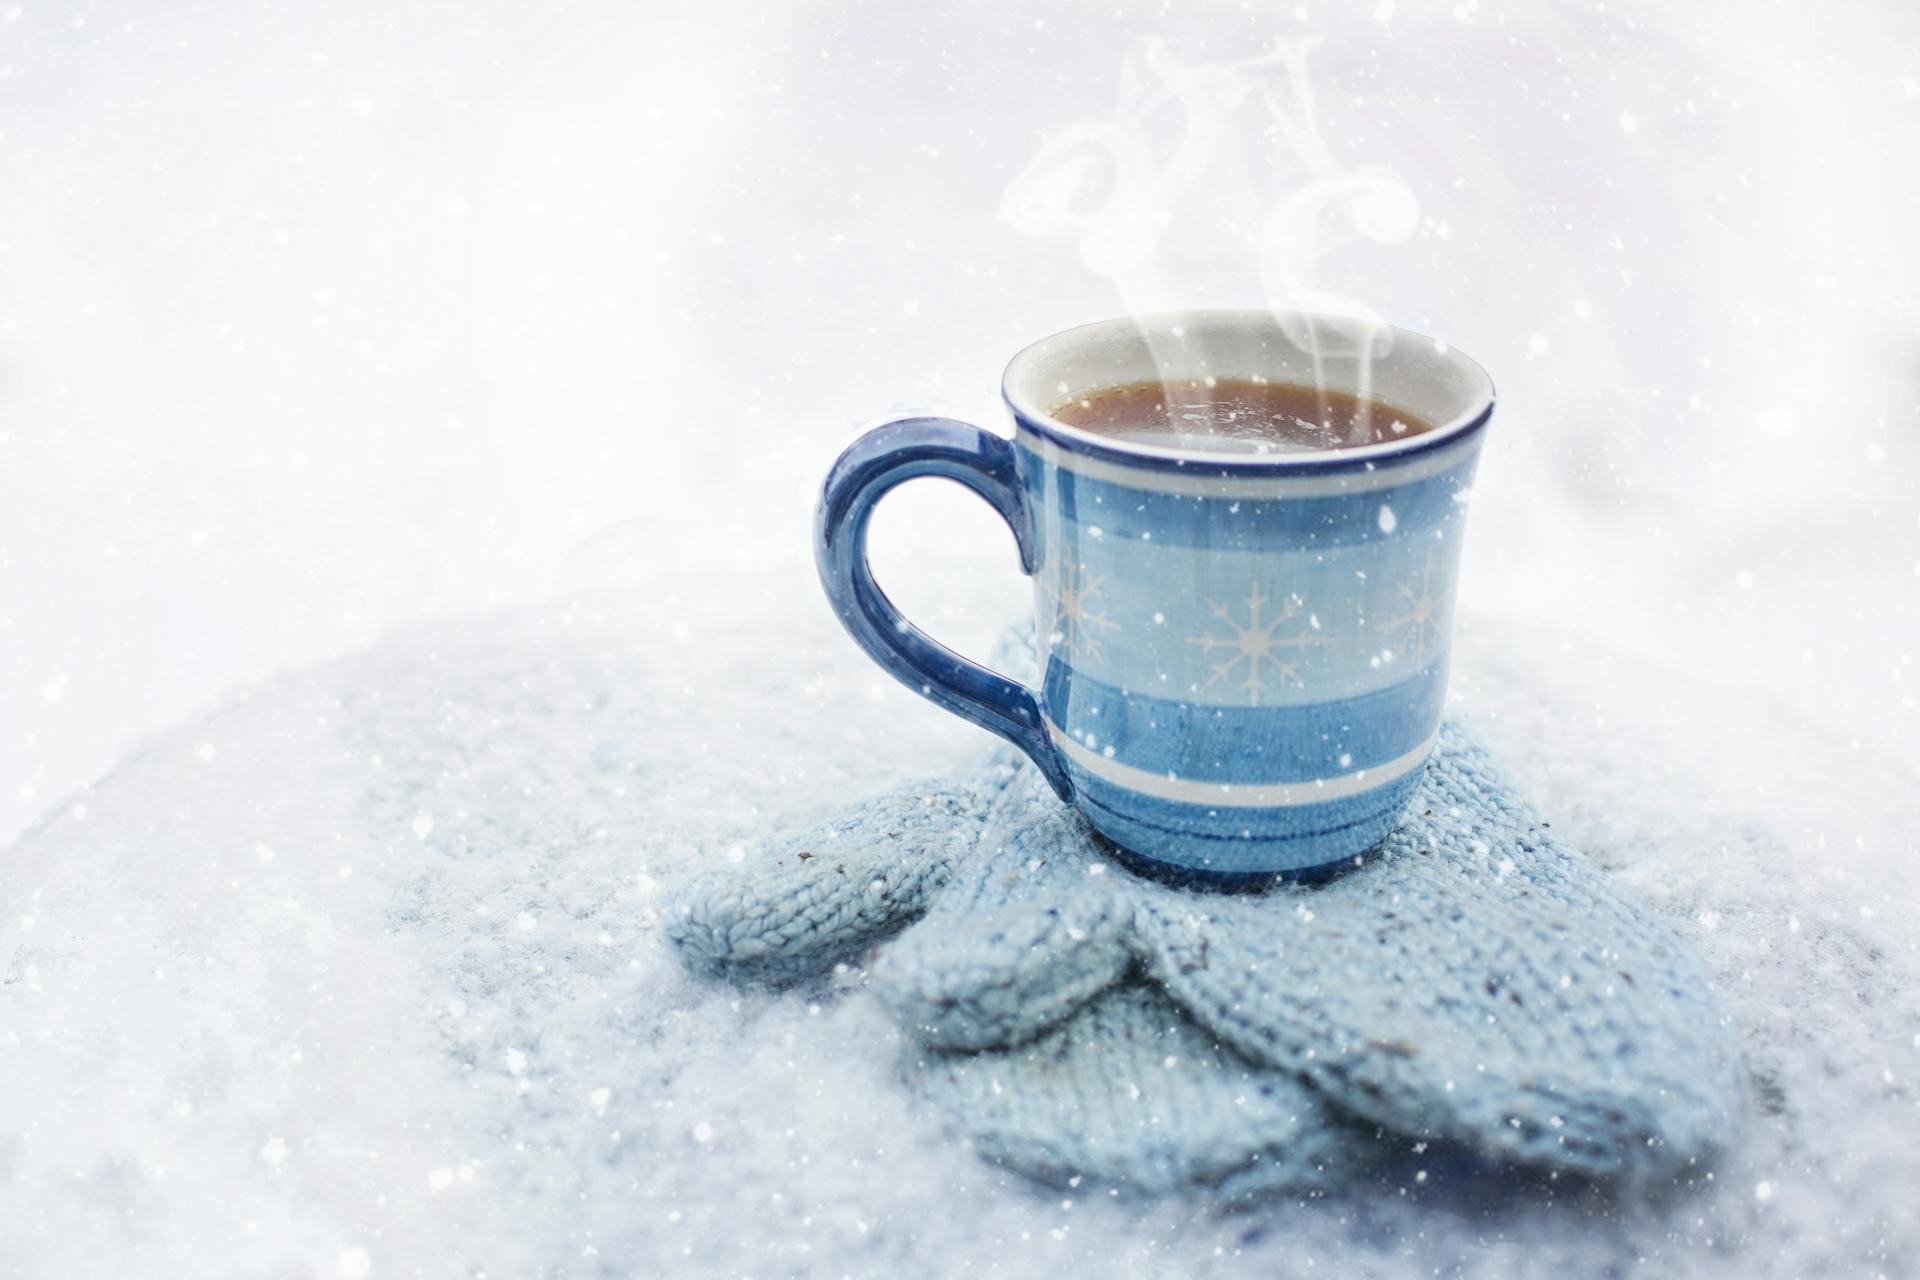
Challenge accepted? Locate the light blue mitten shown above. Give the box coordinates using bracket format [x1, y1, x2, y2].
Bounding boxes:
[670, 634, 1746, 1192]
[907, 983, 1366, 1198]
[671, 750, 1374, 1197]
[869, 727, 1746, 1181]
[667, 767, 1006, 988]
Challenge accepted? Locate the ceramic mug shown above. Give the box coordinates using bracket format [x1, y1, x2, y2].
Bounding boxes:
[815, 310, 1495, 881]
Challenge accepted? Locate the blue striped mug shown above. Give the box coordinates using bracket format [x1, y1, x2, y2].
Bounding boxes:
[816, 311, 1495, 882]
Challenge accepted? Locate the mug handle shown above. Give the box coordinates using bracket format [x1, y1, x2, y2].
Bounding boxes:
[814, 416, 1073, 800]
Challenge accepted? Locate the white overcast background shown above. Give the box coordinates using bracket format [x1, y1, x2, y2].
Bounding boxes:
[4, 0, 1918, 844]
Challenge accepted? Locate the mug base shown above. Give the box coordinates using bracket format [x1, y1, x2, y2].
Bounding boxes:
[1096, 840, 1356, 892]
[1071, 765, 1425, 886]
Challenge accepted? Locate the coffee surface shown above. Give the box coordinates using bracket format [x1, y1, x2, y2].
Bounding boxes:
[1051, 378, 1437, 455]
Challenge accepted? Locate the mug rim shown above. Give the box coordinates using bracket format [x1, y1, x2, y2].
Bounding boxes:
[1000, 309, 1496, 474]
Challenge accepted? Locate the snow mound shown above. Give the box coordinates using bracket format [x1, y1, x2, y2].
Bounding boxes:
[2, 572, 1914, 1278]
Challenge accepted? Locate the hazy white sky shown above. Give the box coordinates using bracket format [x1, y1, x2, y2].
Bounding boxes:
[3, 0, 1917, 842]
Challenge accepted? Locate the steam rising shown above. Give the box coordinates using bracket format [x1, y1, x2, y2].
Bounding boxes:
[1003, 37, 1422, 436]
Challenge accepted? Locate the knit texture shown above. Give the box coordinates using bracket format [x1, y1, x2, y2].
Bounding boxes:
[1139, 740, 1746, 1181]
[668, 625, 1747, 1190]
[909, 984, 1368, 1199]
[669, 770, 1008, 986]
[872, 731, 1746, 1181]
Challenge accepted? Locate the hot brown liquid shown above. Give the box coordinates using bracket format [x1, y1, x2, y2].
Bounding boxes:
[1051, 378, 1437, 455]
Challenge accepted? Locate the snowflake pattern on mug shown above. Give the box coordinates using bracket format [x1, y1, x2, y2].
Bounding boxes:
[1043, 546, 1120, 666]
[1185, 581, 1324, 705]
[1381, 551, 1442, 666]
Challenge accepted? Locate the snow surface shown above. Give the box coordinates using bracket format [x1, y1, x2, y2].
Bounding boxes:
[1, 572, 1915, 1277]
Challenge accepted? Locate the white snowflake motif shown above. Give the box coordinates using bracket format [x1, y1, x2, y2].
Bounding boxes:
[1043, 546, 1119, 665]
[1381, 551, 1442, 665]
[1185, 581, 1324, 704]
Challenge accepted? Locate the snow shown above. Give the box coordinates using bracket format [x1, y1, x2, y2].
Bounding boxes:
[1, 576, 1916, 1277]
[1, 0, 1917, 1274]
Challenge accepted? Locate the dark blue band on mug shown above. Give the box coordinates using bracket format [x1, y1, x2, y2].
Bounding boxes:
[1019, 447, 1476, 551]
[1071, 765, 1428, 878]
[1042, 655, 1449, 784]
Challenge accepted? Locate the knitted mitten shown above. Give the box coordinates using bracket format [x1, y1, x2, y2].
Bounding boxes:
[869, 726, 1746, 1179]
[670, 632, 1746, 1188]
[667, 765, 1009, 988]
[907, 983, 1368, 1197]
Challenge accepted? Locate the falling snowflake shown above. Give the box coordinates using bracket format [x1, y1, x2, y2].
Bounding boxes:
[1042, 546, 1119, 664]
[1381, 551, 1442, 664]
[1185, 581, 1323, 704]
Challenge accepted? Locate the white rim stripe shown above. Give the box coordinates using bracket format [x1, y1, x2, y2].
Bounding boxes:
[1048, 722, 1440, 808]
[1014, 426, 1479, 500]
